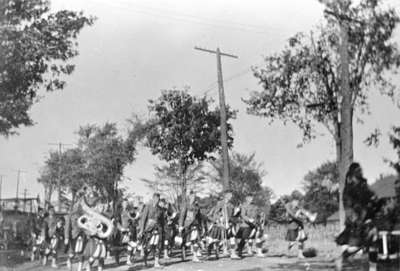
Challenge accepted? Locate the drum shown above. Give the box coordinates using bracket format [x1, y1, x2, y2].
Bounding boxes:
[370, 230, 400, 270]
[377, 231, 400, 261]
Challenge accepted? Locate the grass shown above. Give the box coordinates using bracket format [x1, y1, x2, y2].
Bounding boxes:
[263, 223, 340, 258]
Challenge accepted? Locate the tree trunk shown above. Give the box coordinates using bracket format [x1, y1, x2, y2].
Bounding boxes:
[180, 162, 187, 207]
[338, 18, 354, 231]
[44, 184, 54, 210]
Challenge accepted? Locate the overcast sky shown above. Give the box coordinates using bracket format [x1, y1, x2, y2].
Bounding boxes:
[1, 0, 400, 201]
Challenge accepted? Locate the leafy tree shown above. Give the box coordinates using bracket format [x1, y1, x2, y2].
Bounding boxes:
[38, 148, 87, 209]
[0, 0, 94, 136]
[141, 162, 206, 209]
[388, 126, 400, 175]
[205, 152, 272, 213]
[38, 122, 139, 211]
[302, 161, 339, 223]
[244, 0, 400, 226]
[77, 123, 137, 203]
[145, 89, 236, 204]
[269, 190, 304, 223]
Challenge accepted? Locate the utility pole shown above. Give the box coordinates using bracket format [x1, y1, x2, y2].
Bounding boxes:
[0, 175, 3, 202]
[194, 46, 238, 249]
[16, 170, 22, 200]
[23, 189, 27, 212]
[194, 46, 237, 193]
[49, 142, 72, 212]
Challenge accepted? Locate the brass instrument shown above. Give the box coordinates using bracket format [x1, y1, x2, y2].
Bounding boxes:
[295, 209, 318, 223]
[77, 200, 114, 239]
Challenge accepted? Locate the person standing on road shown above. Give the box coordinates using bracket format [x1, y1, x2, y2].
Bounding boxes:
[236, 195, 258, 258]
[179, 191, 206, 263]
[138, 193, 164, 268]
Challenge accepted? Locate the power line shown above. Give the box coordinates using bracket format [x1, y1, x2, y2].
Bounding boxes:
[89, 0, 280, 35]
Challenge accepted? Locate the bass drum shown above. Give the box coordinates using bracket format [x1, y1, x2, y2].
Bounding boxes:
[369, 230, 400, 270]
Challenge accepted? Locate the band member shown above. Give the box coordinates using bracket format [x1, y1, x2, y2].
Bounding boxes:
[253, 211, 267, 257]
[160, 199, 178, 260]
[335, 163, 384, 271]
[82, 187, 110, 271]
[43, 206, 64, 268]
[30, 207, 46, 262]
[236, 195, 258, 258]
[138, 193, 164, 268]
[178, 191, 206, 263]
[208, 192, 239, 259]
[65, 189, 87, 271]
[117, 199, 139, 266]
[284, 199, 307, 258]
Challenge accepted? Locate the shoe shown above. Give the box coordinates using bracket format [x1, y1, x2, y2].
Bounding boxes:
[334, 257, 343, 271]
[66, 260, 72, 270]
[256, 250, 265, 258]
[298, 252, 305, 259]
[230, 253, 241, 260]
[51, 258, 58, 268]
[192, 257, 201, 263]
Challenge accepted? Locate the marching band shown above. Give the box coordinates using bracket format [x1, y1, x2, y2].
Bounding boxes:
[27, 186, 280, 270]
[27, 162, 400, 271]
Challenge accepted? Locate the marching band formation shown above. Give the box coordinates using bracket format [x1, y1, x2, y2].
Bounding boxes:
[27, 163, 400, 271]
[27, 186, 317, 271]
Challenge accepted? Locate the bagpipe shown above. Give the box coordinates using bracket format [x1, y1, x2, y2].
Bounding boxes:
[77, 200, 114, 239]
[294, 209, 318, 224]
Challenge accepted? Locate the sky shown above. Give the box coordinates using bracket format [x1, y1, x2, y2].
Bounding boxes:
[1, 0, 400, 201]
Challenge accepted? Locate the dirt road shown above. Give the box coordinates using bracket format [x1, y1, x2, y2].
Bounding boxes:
[1, 255, 342, 271]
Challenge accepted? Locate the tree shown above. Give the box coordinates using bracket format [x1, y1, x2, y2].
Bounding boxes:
[205, 152, 272, 213]
[388, 126, 400, 175]
[302, 161, 339, 223]
[0, 0, 94, 136]
[141, 162, 206, 209]
[244, 0, 400, 227]
[145, 89, 236, 204]
[269, 190, 304, 224]
[38, 148, 87, 209]
[38, 122, 139, 211]
[77, 123, 137, 203]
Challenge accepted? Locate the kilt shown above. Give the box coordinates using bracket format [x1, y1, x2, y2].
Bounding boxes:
[43, 235, 62, 256]
[226, 223, 237, 239]
[286, 228, 299, 242]
[183, 225, 201, 246]
[236, 226, 256, 240]
[285, 219, 303, 242]
[164, 224, 178, 247]
[208, 224, 223, 241]
[335, 222, 370, 247]
[85, 237, 107, 259]
[68, 233, 87, 255]
[141, 224, 162, 251]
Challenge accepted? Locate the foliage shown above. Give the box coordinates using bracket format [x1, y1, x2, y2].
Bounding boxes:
[244, 0, 400, 143]
[77, 123, 137, 201]
[141, 162, 206, 207]
[388, 126, 400, 175]
[145, 89, 236, 199]
[38, 122, 139, 206]
[205, 151, 272, 213]
[269, 190, 304, 223]
[0, 0, 94, 136]
[302, 161, 339, 223]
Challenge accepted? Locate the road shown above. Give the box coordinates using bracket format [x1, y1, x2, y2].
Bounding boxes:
[1, 255, 345, 271]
